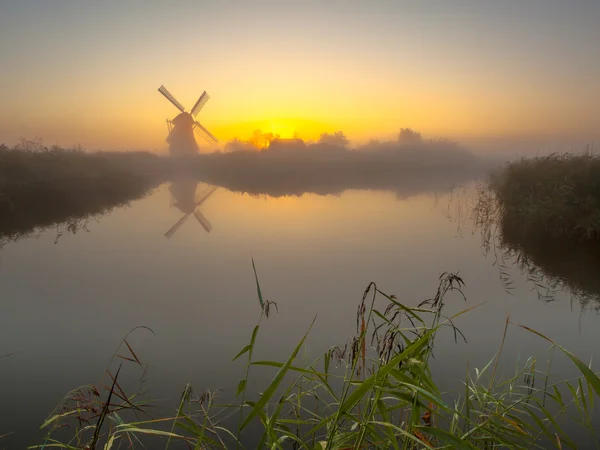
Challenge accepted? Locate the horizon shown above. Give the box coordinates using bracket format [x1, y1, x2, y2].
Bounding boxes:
[1, 0, 599, 154]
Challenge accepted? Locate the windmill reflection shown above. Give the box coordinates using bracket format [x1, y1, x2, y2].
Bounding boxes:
[164, 179, 217, 238]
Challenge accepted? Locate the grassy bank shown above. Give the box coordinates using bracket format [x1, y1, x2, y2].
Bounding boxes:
[0, 142, 168, 243]
[490, 152, 600, 241]
[472, 152, 600, 305]
[21, 271, 600, 449]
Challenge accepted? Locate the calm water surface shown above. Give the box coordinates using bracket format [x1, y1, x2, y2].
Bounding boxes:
[1, 182, 599, 446]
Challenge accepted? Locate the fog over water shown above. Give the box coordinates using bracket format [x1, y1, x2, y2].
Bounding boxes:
[1, 157, 599, 446]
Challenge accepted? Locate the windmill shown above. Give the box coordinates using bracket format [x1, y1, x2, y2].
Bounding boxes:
[158, 85, 218, 155]
[164, 180, 218, 238]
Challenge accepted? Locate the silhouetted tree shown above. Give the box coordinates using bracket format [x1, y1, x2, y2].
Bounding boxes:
[398, 128, 422, 145]
[224, 138, 256, 152]
[15, 137, 46, 151]
[224, 130, 281, 152]
[318, 131, 349, 148]
[250, 129, 279, 149]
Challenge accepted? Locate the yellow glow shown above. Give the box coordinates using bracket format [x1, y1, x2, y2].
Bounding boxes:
[1, 35, 598, 150]
[269, 120, 296, 139]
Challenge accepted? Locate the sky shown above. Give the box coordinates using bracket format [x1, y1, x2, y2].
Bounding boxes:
[0, 0, 599, 152]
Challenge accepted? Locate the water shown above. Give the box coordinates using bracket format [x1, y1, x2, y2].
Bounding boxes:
[1, 181, 599, 446]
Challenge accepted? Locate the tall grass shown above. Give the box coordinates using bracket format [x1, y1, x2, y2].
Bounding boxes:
[0, 140, 169, 245]
[490, 152, 600, 241]
[26, 267, 600, 449]
[471, 153, 600, 305]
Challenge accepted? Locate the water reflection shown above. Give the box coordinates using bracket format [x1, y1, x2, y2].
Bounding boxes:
[0, 181, 154, 248]
[496, 219, 600, 308]
[164, 180, 218, 238]
[0, 156, 489, 248]
[467, 185, 600, 308]
[2, 181, 600, 448]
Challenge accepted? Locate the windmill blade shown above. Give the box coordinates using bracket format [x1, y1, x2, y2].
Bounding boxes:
[194, 210, 213, 233]
[196, 186, 218, 206]
[164, 214, 189, 239]
[193, 121, 218, 143]
[158, 85, 185, 113]
[190, 91, 210, 117]
[196, 185, 212, 200]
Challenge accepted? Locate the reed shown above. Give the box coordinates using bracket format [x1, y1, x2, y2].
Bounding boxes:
[472, 152, 600, 305]
[0, 140, 169, 245]
[25, 267, 600, 449]
[490, 151, 600, 241]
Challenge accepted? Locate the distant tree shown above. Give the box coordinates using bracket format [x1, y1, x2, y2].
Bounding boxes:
[225, 130, 281, 152]
[318, 131, 349, 148]
[398, 128, 422, 144]
[249, 129, 279, 149]
[224, 138, 255, 152]
[15, 137, 46, 151]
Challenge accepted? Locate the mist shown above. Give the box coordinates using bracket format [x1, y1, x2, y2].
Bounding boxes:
[187, 129, 495, 197]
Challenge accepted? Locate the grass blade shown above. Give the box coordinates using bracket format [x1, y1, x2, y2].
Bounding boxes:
[239, 317, 316, 430]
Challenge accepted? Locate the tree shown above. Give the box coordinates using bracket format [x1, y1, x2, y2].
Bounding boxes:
[398, 128, 422, 144]
[249, 130, 279, 149]
[318, 131, 349, 148]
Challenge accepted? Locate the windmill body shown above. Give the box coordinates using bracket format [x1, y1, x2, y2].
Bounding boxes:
[158, 85, 218, 156]
[167, 112, 199, 155]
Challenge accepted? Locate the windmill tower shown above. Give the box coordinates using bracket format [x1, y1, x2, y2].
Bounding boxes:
[158, 85, 218, 155]
[164, 180, 218, 238]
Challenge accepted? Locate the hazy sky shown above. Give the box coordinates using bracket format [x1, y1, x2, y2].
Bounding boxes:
[0, 0, 598, 151]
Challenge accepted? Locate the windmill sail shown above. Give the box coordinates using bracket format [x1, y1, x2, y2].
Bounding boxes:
[164, 214, 189, 239]
[194, 210, 213, 233]
[191, 91, 210, 117]
[158, 83, 218, 155]
[158, 85, 186, 113]
[193, 121, 218, 143]
[196, 186, 218, 206]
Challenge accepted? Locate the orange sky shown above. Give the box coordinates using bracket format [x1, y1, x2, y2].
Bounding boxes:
[1, 1, 599, 151]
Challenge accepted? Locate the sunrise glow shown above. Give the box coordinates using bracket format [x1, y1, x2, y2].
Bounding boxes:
[0, 1, 598, 152]
[269, 121, 296, 139]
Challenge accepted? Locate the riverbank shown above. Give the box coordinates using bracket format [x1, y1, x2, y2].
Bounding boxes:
[0, 144, 168, 241]
[472, 152, 600, 305]
[490, 152, 600, 241]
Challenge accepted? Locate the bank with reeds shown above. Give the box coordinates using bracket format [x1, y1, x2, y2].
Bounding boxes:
[0, 142, 169, 241]
[471, 152, 600, 305]
[490, 152, 600, 241]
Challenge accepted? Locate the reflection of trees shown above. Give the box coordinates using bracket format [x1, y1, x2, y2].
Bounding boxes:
[0, 183, 154, 248]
